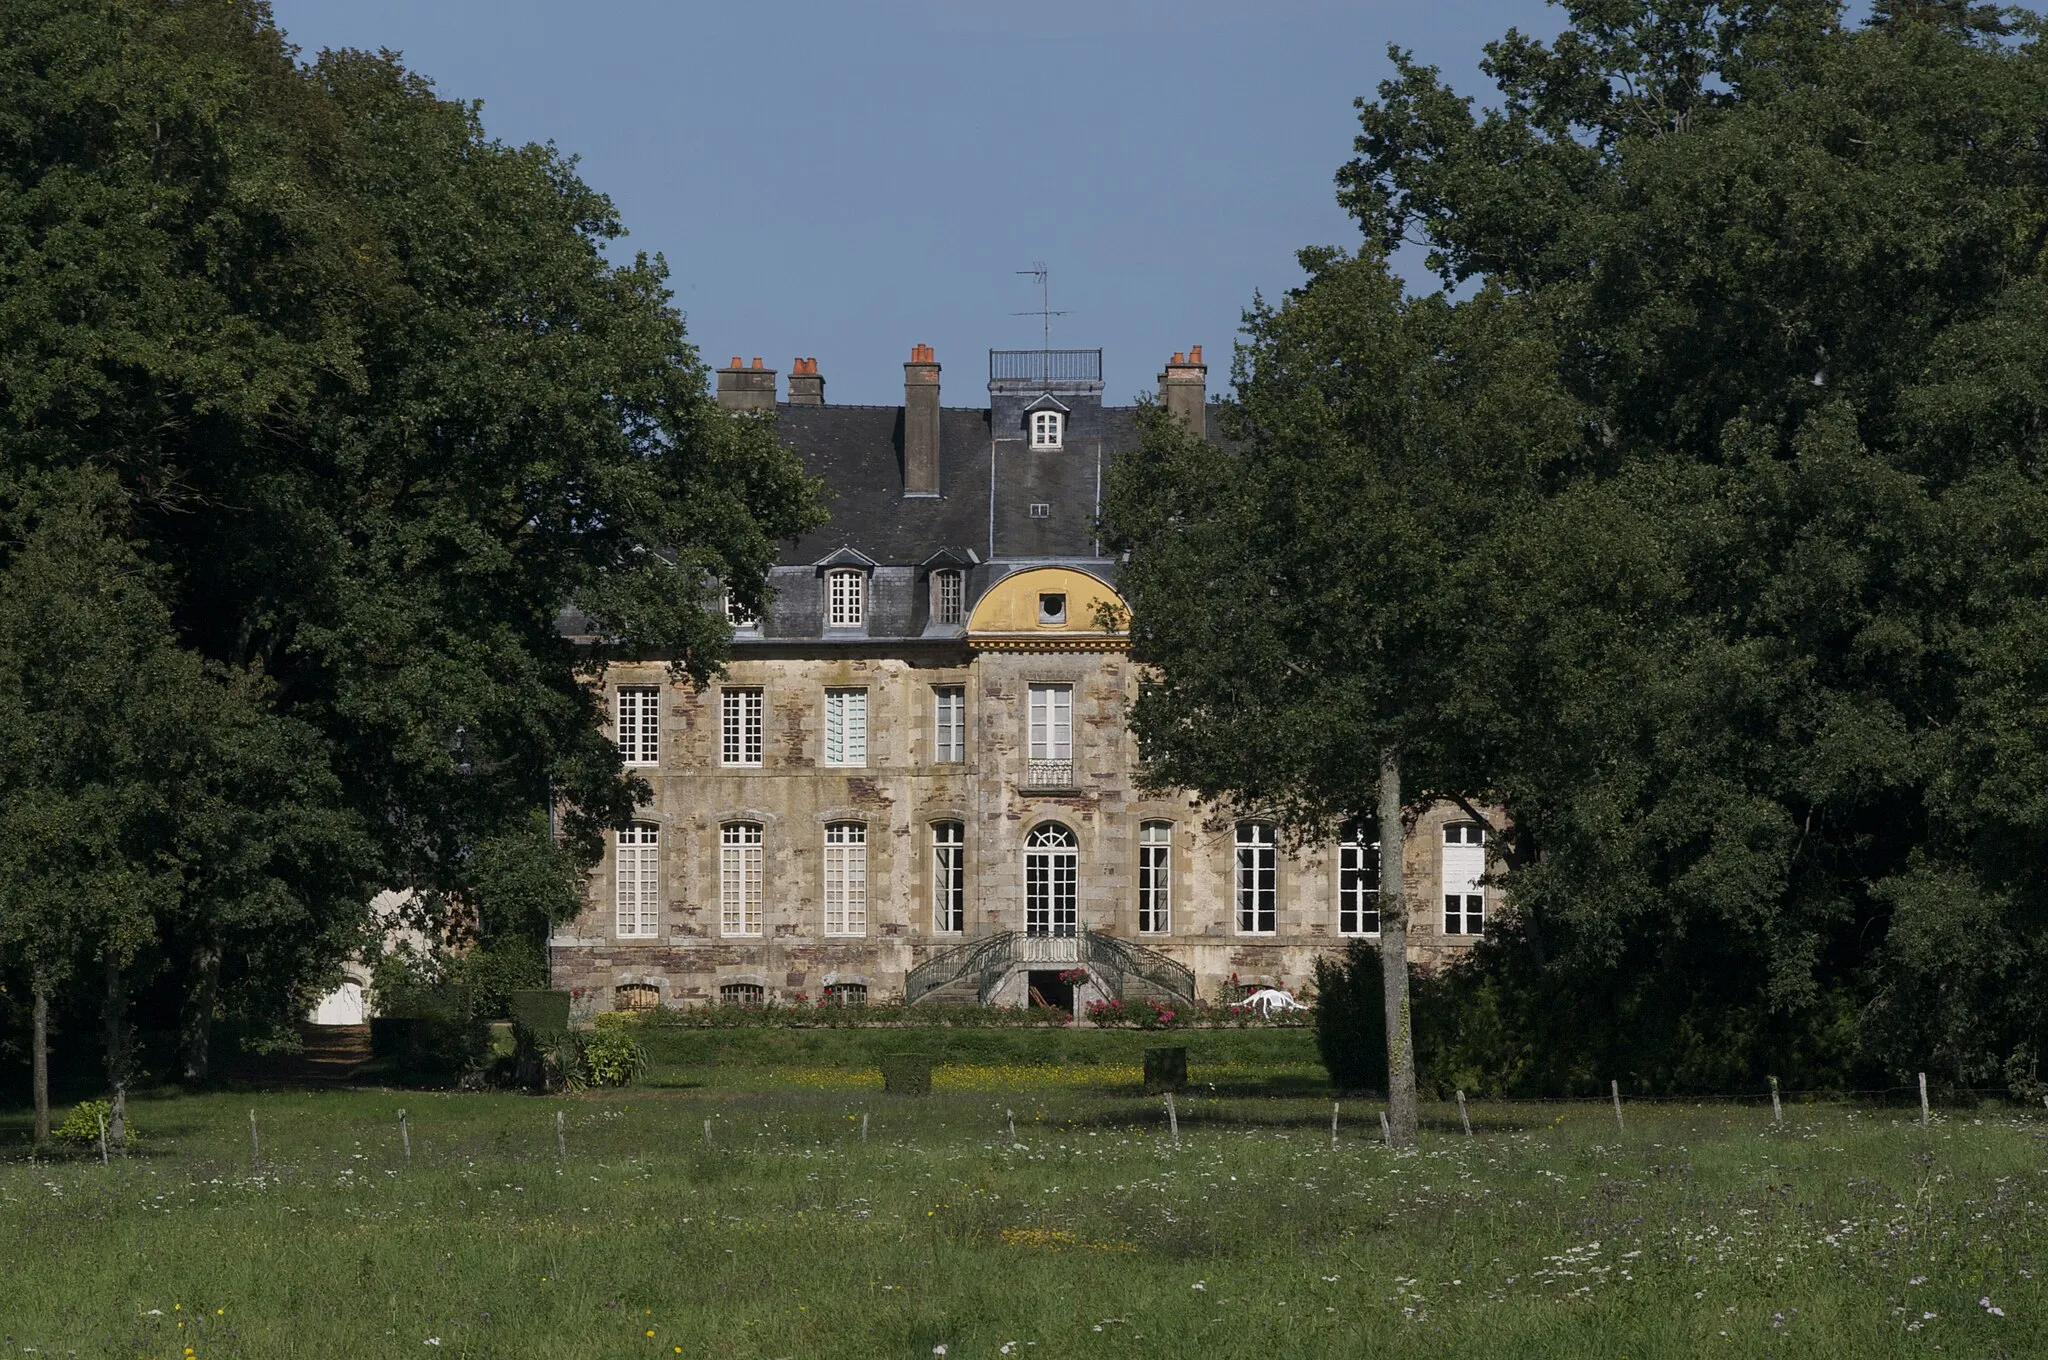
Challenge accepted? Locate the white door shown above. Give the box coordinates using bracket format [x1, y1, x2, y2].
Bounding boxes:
[310, 980, 366, 1025]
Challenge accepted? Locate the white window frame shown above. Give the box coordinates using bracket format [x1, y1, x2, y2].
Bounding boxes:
[1138, 821, 1172, 934]
[720, 982, 765, 1008]
[933, 685, 966, 763]
[827, 568, 865, 628]
[721, 687, 763, 767]
[823, 822, 868, 937]
[932, 569, 964, 625]
[724, 589, 758, 631]
[823, 688, 867, 767]
[615, 822, 661, 939]
[1236, 821, 1277, 935]
[1443, 822, 1486, 936]
[1025, 822, 1078, 937]
[1339, 824, 1381, 936]
[932, 820, 965, 933]
[1030, 410, 1064, 449]
[1027, 682, 1073, 786]
[720, 822, 763, 937]
[616, 686, 659, 768]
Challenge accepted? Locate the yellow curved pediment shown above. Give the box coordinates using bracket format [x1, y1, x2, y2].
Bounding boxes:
[966, 566, 1128, 651]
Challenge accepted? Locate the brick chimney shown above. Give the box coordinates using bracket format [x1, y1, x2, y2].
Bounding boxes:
[716, 356, 776, 411]
[787, 356, 824, 406]
[1159, 344, 1206, 434]
[903, 343, 940, 496]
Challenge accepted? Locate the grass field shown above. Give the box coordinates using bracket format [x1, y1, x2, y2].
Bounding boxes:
[3, 1030, 2044, 1358]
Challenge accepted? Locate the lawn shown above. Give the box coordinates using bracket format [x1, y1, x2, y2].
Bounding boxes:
[2, 1030, 2043, 1358]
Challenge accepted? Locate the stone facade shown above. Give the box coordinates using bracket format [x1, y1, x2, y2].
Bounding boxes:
[548, 346, 1502, 1014]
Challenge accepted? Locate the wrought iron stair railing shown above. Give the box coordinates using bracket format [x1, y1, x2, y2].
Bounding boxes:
[905, 930, 1019, 1006]
[1082, 930, 1197, 1007]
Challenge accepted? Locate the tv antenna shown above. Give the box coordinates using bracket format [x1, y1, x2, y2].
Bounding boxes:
[1013, 262, 1068, 351]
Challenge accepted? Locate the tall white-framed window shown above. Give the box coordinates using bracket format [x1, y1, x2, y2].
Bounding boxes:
[823, 688, 867, 767]
[932, 569, 964, 624]
[1443, 822, 1486, 935]
[823, 822, 867, 937]
[827, 569, 865, 628]
[1236, 821, 1277, 934]
[1138, 820, 1172, 934]
[1027, 682, 1073, 786]
[1030, 410, 1064, 449]
[615, 822, 661, 939]
[1339, 822, 1381, 936]
[1025, 822, 1078, 937]
[933, 685, 966, 763]
[719, 822, 763, 937]
[721, 687, 763, 767]
[616, 687, 659, 767]
[932, 820, 965, 933]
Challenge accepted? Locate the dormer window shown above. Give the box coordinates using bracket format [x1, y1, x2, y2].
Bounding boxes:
[827, 568, 865, 628]
[724, 589, 758, 630]
[1038, 592, 1067, 625]
[1030, 411, 1064, 449]
[932, 569, 964, 625]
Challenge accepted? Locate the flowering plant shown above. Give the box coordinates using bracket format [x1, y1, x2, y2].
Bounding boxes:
[1057, 968, 1090, 985]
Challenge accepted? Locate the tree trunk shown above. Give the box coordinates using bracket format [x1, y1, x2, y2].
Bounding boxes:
[32, 978, 51, 1148]
[103, 953, 128, 1152]
[1378, 747, 1419, 1148]
[182, 937, 221, 1083]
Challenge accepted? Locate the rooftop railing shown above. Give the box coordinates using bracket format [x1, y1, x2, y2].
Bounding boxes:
[989, 349, 1103, 384]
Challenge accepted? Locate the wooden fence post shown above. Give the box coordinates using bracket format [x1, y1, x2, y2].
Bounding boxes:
[1331, 1101, 1340, 1149]
[1768, 1076, 1782, 1126]
[1610, 1080, 1624, 1134]
[399, 1109, 411, 1159]
[1379, 1110, 1392, 1146]
[555, 1110, 566, 1161]
[1918, 1072, 1930, 1128]
[1457, 1090, 1472, 1137]
[249, 1110, 261, 1168]
[1165, 1093, 1180, 1147]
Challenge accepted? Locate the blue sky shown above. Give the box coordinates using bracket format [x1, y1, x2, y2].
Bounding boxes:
[268, 0, 1566, 405]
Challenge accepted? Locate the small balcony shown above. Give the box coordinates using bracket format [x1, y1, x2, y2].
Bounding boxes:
[1024, 758, 1076, 791]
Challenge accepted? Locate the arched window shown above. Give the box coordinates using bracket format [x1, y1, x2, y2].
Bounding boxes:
[720, 822, 763, 937]
[932, 569, 964, 624]
[1025, 822, 1078, 937]
[823, 822, 867, 936]
[614, 982, 660, 1012]
[1138, 821, 1172, 934]
[932, 821, 965, 933]
[615, 823, 660, 939]
[1339, 822, 1380, 936]
[1235, 822, 1276, 934]
[1030, 410, 1064, 449]
[826, 568, 865, 628]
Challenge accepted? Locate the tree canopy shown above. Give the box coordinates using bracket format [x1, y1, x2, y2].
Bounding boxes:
[0, 0, 820, 1099]
[1104, 0, 2048, 1096]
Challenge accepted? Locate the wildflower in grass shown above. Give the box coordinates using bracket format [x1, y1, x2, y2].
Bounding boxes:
[1980, 1297, 2004, 1317]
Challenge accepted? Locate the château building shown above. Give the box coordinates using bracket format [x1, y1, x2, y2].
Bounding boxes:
[547, 344, 1500, 1015]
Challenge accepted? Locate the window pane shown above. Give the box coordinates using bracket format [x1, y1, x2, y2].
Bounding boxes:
[721, 823, 763, 936]
[617, 687, 659, 767]
[825, 822, 867, 936]
[722, 688, 762, 766]
[616, 823, 660, 938]
[1139, 820, 1171, 933]
[932, 821, 965, 932]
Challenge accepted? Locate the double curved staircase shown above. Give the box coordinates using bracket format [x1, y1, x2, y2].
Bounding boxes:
[904, 929, 1196, 1009]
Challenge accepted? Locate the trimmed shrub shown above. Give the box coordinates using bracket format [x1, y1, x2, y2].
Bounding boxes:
[576, 1022, 648, 1088]
[879, 1053, 933, 1094]
[1313, 940, 1388, 1093]
[1143, 1046, 1188, 1094]
[55, 1099, 134, 1147]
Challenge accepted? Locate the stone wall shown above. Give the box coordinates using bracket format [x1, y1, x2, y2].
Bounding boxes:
[549, 644, 1501, 1016]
